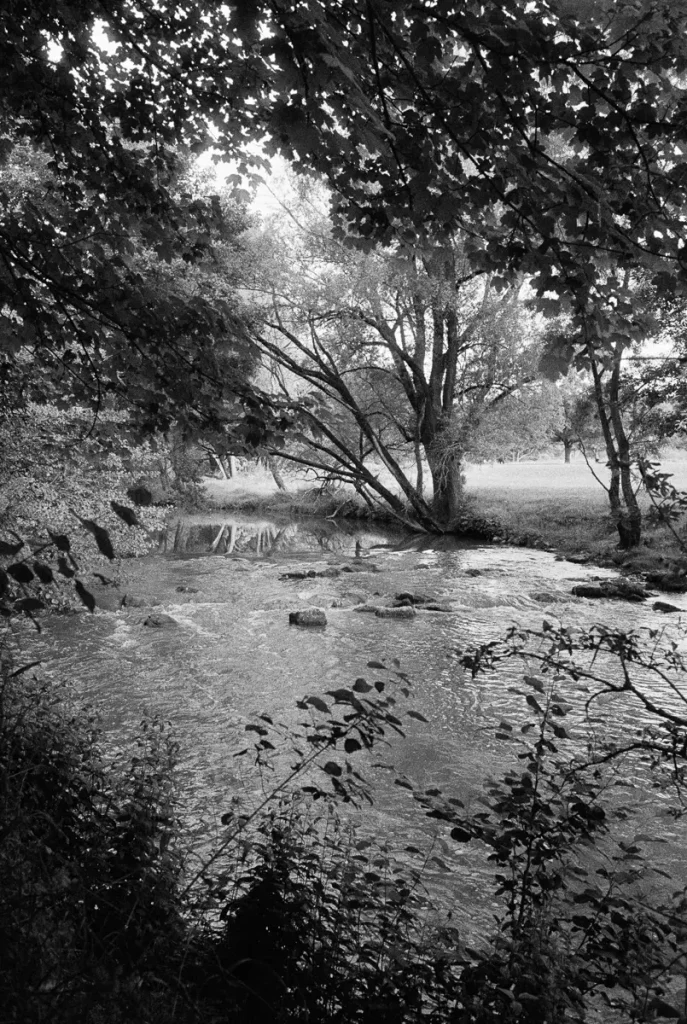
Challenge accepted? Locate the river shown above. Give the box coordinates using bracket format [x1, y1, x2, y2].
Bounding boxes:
[18, 512, 687, 936]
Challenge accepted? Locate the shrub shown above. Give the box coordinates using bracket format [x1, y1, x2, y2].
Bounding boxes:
[0, 653, 185, 1023]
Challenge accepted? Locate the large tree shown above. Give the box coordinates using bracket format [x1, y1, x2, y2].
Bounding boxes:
[248, 182, 540, 529]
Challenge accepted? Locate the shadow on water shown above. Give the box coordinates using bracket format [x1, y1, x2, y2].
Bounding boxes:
[157, 514, 488, 559]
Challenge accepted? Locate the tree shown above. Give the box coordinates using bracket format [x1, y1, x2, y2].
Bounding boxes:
[5, 0, 687, 539]
[247, 178, 542, 529]
[547, 373, 603, 464]
[464, 383, 561, 464]
[220, 0, 687, 540]
[0, 16, 274, 446]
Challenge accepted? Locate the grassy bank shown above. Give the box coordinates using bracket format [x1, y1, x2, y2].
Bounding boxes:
[465, 456, 687, 571]
[200, 455, 687, 572]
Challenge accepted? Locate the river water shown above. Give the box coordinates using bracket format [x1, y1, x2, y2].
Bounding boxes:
[18, 513, 687, 934]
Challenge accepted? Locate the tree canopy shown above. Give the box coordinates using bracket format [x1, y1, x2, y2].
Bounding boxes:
[5, 0, 687, 535]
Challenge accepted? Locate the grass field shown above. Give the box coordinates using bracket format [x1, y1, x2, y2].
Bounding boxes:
[465, 455, 687, 561]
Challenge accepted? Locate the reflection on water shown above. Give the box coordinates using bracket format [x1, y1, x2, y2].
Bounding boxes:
[155, 514, 408, 558]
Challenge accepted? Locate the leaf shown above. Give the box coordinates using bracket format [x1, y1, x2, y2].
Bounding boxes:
[407, 710, 428, 722]
[7, 562, 34, 584]
[0, 539, 23, 556]
[344, 738, 361, 753]
[450, 827, 472, 842]
[71, 512, 115, 560]
[14, 598, 44, 613]
[0, 569, 8, 596]
[524, 675, 545, 693]
[33, 561, 54, 584]
[74, 580, 96, 612]
[57, 557, 75, 578]
[48, 530, 70, 552]
[110, 500, 140, 526]
[525, 694, 543, 713]
[11, 660, 42, 678]
[353, 678, 373, 692]
[305, 695, 329, 713]
[326, 688, 356, 704]
[323, 761, 342, 776]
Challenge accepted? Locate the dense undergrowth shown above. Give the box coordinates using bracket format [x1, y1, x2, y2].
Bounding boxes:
[3, 619, 687, 1023]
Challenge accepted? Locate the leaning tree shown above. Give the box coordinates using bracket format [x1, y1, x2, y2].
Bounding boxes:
[246, 181, 541, 529]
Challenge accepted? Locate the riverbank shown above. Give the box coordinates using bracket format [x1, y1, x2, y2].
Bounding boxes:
[200, 455, 687, 578]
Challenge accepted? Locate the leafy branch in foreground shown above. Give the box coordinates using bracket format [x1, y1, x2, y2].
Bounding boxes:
[182, 660, 427, 898]
[418, 622, 687, 1023]
[639, 458, 687, 558]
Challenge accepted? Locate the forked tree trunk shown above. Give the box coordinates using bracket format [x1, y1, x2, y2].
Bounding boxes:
[589, 345, 642, 548]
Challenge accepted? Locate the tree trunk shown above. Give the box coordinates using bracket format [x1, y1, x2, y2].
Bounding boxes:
[212, 453, 228, 479]
[588, 343, 641, 548]
[564, 441, 572, 464]
[266, 456, 287, 491]
[414, 439, 424, 498]
[427, 447, 464, 525]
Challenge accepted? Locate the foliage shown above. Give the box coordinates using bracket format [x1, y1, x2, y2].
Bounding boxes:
[463, 383, 561, 464]
[6, 614, 687, 1021]
[438, 622, 687, 1022]
[6, 2, 687, 536]
[206, 800, 460, 1024]
[0, 655, 185, 1024]
[0, 405, 169, 617]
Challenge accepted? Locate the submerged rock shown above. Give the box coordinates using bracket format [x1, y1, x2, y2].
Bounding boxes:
[280, 567, 341, 581]
[175, 585, 199, 594]
[289, 608, 327, 627]
[572, 580, 647, 602]
[646, 572, 687, 593]
[375, 606, 417, 620]
[121, 594, 148, 608]
[143, 613, 178, 628]
[653, 600, 682, 613]
[394, 591, 433, 606]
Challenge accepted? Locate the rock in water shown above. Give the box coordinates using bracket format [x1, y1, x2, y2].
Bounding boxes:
[143, 613, 177, 628]
[653, 600, 682, 613]
[646, 572, 687, 593]
[572, 580, 647, 602]
[375, 606, 417, 620]
[289, 608, 327, 627]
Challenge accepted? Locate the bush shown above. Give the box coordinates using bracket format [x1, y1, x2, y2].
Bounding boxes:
[4, 626, 687, 1022]
[0, 653, 185, 1023]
